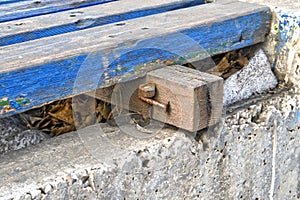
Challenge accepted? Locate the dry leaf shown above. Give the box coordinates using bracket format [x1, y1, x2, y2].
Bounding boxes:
[206, 48, 253, 79]
[48, 100, 74, 125]
[222, 68, 240, 79]
[236, 51, 249, 67]
[52, 125, 75, 136]
[96, 101, 111, 120]
[36, 115, 52, 129]
[217, 56, 231, 72]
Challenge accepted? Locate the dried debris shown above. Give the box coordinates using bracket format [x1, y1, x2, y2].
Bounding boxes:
[18, 91, 152, 136]
[206, 46, 257, 79]
[19, 96, 112, 136]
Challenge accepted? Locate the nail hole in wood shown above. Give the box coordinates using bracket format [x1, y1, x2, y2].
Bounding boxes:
[70, 11, 84, 17]
[239, 34, 244, 42]
[115, 22, 126, 26]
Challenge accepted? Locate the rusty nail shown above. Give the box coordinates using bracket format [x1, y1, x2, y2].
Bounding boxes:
[138, 96, 170, 112]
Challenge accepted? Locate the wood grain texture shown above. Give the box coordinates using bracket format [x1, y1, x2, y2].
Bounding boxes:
[89, 77, 153, 120]
[0, 0, 29, 5]
[0, 1, 271, 117]
[0, 0, 205, 46]
[147, 65, 223, 132]
[0, 0, 116, 23]
[90, 65, 223, 131]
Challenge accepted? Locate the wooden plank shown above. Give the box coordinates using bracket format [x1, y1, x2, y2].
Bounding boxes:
[0, 0, 29, 5]
[0, 0, 205, 46]
[0, 1, 271, 117]
[0, 0, 115, 23]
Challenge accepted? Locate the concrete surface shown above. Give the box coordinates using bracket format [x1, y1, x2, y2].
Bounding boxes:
[224, 49, 278, 106]
[0, 117, 49, 154]
[0, 89, 299, 199]
[239, 0, 300, 10]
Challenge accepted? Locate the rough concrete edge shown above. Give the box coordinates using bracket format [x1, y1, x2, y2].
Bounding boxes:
[0, 124, 190, 199]
[262, 7, 300, 87]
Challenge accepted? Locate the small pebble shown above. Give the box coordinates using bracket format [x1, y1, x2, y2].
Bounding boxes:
[44, 184, 53, 194]
[30, 189, 41, 199]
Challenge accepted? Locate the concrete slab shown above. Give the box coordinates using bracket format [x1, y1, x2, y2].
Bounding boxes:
[0, 90, 299, 199]
[0, 117, 49, 154]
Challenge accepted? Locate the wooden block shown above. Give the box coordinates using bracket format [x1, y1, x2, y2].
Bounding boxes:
[90, 65, 223, 131]
[146, 65, 223, 132]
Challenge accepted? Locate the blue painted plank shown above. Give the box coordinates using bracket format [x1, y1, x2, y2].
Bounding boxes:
[0, 0, 29, 5]
[0, 1, 271, 117]
[0, 0, 116, 23]
[0, 0, 205, 46]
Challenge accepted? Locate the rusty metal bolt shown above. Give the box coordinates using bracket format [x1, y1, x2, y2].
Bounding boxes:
[138, 82, 170, 112]
[138, 82, 155, 98]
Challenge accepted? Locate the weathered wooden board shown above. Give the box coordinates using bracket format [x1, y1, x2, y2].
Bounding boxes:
[147, 65, 223, 132]
[0, 0, 115, 23]
[0, 1, 271, 117]
[0, 0, 205, 46]
[0, 0, 29, 5]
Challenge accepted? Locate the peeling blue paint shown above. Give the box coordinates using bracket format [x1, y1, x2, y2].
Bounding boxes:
[273, 9, 300, 69]
[287, 109, 300, 129]
[0, 96, 31, 114]
[0, 0, 29, 5]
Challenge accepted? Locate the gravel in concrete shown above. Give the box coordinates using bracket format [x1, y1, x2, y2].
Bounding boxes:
[224, 49, 278, 106]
